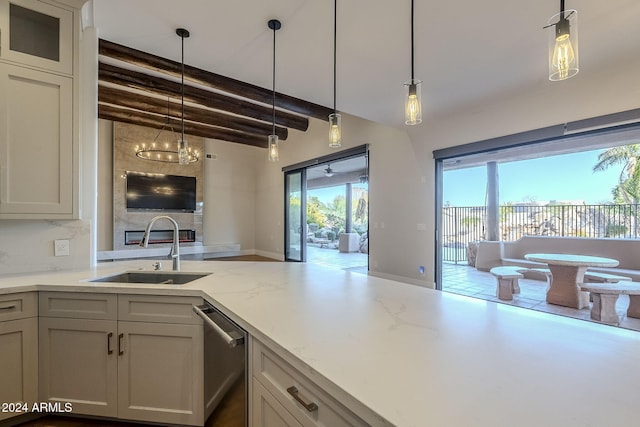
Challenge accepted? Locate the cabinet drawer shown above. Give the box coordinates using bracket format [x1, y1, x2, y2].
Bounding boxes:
[118, 295, 203, 324]
[0, 292, 37, 321]
[39, 292, 117, 320]
[252, 340, 367, 427]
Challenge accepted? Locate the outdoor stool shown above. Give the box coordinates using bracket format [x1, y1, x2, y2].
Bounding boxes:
[580, 282, 640, 324]
[490, 266, 525, 300]
[583, 271, 631, 283]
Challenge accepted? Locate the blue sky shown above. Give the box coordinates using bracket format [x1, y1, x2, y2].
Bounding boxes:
[443, 149, 622, 206]
[307, 148, 623, 207]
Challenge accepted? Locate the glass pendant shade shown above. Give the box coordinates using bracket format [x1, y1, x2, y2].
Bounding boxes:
[547, 9, 578, 81]
[268, 134, 279, 162]
[404, 79, 422, 125]
[328, 113, 342, 148]
[178, 138, 189, 165]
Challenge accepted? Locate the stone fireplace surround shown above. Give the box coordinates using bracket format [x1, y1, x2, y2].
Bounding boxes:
[112, 122, 204, 253]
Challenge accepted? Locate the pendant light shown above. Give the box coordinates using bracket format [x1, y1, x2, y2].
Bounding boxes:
[267, 19, 281, 162]
[176, 28, 190, 165]
[135, 97, 199, 163]
[328, 0, 341, 148]
[404, 0, 422, 125]
[546, 0, 579, 81]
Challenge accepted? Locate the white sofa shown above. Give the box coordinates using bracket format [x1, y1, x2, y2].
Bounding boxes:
[475, 236, 640, 281]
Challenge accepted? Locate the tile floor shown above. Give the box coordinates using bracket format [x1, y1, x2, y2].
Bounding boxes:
[442, 262, 640, 332]
[306, 244, 368, 273]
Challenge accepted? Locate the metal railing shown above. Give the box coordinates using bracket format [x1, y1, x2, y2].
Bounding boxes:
[442, 204, 640, 263]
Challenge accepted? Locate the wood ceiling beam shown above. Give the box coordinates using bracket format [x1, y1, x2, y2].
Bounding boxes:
[99, 39, 333, 122]
[99, 62, 309, 132]
[98, 104, 267, 148]
[99, 85, 288, 140]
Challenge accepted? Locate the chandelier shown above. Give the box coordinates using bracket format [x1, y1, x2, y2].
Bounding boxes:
[135, 28, 198, 164]
[135, 141, 199, 163]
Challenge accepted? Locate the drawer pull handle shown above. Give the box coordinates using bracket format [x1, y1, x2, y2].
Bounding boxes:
[0, 304, 16, 310]
[287, 386, 318, 413]
[118, 333, 124, 355]
[107, 332, 113, 355]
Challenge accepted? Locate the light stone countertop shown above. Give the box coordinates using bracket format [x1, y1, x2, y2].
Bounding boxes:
[1, 260, 639, 427]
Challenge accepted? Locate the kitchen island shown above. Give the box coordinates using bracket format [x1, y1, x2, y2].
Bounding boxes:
[0, 260, 639, 426]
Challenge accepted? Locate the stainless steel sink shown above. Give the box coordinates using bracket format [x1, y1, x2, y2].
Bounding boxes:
[90, 271, 211, 285]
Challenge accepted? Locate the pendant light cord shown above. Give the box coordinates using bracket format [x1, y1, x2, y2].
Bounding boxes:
[333, 0, 337, 114]
[272, 25, 276, 135]
[181, 34, 185, 140]
[411, 0, 414, 82]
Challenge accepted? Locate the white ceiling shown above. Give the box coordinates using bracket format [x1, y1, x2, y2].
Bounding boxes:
[92, 0, 640, 128]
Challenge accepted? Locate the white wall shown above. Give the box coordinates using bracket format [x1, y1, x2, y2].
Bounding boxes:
[96, 119, 113, 251]
[202, 139, 261, 252]
[254, 115, 432, 286]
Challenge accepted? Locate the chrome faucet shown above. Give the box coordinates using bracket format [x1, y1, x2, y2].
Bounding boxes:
[139, 215, 181, 271]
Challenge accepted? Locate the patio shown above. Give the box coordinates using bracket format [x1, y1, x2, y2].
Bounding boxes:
[442, 262, 640, 332]
[306, 244, 368, 274]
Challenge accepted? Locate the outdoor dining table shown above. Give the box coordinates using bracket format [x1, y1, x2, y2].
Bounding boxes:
[524, 253, 619, 309]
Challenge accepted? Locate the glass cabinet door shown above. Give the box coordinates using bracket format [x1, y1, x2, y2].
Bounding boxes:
[0, 0, 73, 74]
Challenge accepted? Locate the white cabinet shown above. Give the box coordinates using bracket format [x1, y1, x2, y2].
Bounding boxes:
[117, 321, 204, 425]
[0, 0, 74, 75]
[117, 294, 205, 426]
[0, 54, 74, 218]
[38, 292, 206, 426]
[0, 0, 78, 219]
[39, 316, 118, 417]
[38, 292, 118, 417]
[251, 338, 368, 427]
[253, 378, 303, 427]
[0, 292, 38, 422]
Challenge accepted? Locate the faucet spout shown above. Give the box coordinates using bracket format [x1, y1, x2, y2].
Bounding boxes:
[139, 215, 181, 271]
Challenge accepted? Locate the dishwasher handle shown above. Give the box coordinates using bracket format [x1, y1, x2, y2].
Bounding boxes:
[193, 304, 244, 348]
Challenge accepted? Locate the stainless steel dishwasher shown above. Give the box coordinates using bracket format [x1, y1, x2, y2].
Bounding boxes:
[193, 301, 247, 426]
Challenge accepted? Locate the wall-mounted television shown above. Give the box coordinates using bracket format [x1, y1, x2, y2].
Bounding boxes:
[126, 171, 196, 212]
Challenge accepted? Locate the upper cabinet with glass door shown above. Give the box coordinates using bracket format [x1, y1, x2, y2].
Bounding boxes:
[0, 0, 73, 75]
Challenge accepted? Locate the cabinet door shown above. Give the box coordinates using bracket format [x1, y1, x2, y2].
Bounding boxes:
[0, 0, 74, 74]
[39, 317, 118, 417]
[0, 62, 74, 217]
[0, 317, 37, 421]
[117, 321, 204, 426]
[253, 379, 302, 427]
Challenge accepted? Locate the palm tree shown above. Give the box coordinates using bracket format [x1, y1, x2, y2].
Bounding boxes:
[593, 144, 640, 204]
[593, 144, 640, 237]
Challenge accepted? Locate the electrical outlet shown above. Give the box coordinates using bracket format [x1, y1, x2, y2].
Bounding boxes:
[54, 239, 70, 257]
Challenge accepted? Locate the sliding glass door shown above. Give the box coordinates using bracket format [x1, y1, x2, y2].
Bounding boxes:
[284, 169, 306, 262]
